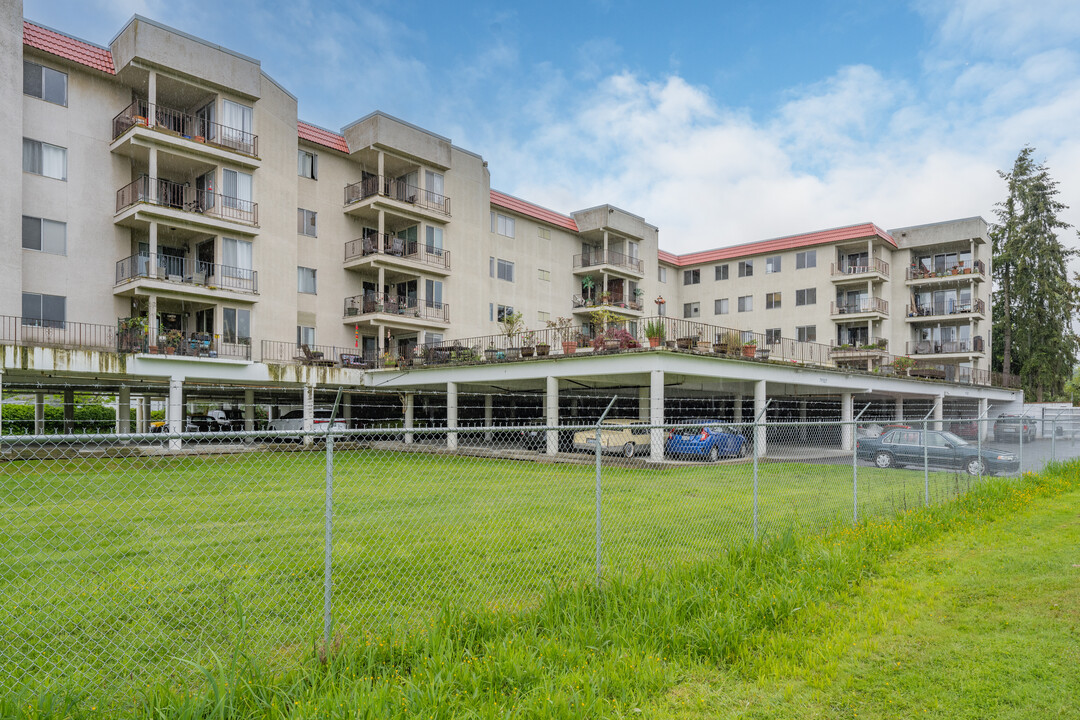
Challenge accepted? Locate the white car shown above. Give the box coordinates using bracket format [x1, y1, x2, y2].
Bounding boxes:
[267, 409, 347, 441]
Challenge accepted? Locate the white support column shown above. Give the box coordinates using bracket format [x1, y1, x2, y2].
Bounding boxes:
[117, 386, 131, 434]
[638, 385, 649, 421]
[649, 369, 665, 462]
[147, 69, 156, 107]
[34, 392, 45, 434]
[933, 394, 944, 432]
[798, 399, 808, 443]
[63, 389, 75, 435]
[734, 394, 744, 424]
[484, 394, 494, 442]
[840, 391, 853, 451]
[0, 369, 4, 438]
[135, 396, 146, 434]
[342, 392, 352, 428]
[754, 380, 767, 457]
[377, 150, 384, 180]
[978, 397, 989, 440]
[404, 393, 415, 444]
[378, 208, 385, 239]
[302, 384, 315, 446]
[168, 377, 183, 451]
[446, 382, 458, 450]
[895, 396, 905, 422]
[546, 377, 559, 456]
[244, 389, 255, 432]
[148, 293, 158, 350]
[148, 147, 158, 203]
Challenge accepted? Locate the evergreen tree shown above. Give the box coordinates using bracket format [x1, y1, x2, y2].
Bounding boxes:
[990, 147, 1079, 401]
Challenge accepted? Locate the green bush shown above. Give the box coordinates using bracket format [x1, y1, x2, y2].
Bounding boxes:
[1, 403, 117, 435]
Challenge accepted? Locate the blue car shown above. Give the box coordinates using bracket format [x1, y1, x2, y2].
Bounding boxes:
[666, 421, 748, 461]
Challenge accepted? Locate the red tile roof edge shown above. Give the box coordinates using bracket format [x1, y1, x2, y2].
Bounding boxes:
[298, 121, 350, 154]
[658, 223, 896, 267]
[23, 20, 115, 75]
[490, 190, 579, 232]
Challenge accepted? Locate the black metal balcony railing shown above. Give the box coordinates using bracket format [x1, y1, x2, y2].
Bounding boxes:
[116, 320, 251, 360]
[906, 258, 986, 280]
[906, 298, 985, 318]
[1, 315, 117, 353]
[343, 293, 450, 323]
[907, 336, 985, 355]
[830, 297, 889, 315]
[116, 176, 258, 226]
[260, 340, 379, 368]
[830, 337, 889, 353]
[573, 248, 645, 274]
[831, 257, 890, 277]
[343, 233, 451, 269]
[112, 100, 258, 156]
[572, 292, 644, 311]
[115, 254, 258, 293]
[344, 175, 451, 216]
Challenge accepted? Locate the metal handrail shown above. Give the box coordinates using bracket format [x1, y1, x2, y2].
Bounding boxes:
[115, 254, 258, 293]
[112, 99, 258, 156]
[343, 234, 451, 269]
[343, 293, 450, 323]
[830, 297, 889, 315]
[830, 257, 890, 277]
[116, 176, 258, 226]
[343, 175, 451, 216]
[573, 248, 645, 274]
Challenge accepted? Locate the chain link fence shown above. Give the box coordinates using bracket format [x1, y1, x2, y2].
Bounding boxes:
[2, 388, 1078, 707]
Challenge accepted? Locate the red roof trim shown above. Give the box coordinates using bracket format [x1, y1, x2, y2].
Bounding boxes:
[659, 223, 896, 267]
[23, 21, 114, 75]
[490, 190, 578, 232]
[298, 121, 349, 153]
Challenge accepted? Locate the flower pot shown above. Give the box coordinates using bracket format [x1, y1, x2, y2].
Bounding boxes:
[676, 336, 696, 350]
[604, 340, 620, 352]
[193, 136, 205, 143]
[561, 342, 577, 355]
[742, 345, 756, 358]
[648, 336, 661, 348]
[536, 344, 550, 356]
[133, 115, 148, 126]
[696, 340, 712, 351]
[148, 345, 159, 354]
[713, 343, 727, 354]
[506, 347, 521, 360]
[485, 349, 499, 361]
[521, 346, 535, 358]
[164, 347, 175, 355]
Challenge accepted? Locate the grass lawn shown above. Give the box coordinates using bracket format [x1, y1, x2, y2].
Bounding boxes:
[1, 446, 972, 703]
[652, 475, 1080, 718]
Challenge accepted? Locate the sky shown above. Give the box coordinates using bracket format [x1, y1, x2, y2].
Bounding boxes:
[23, 0, 1080, 255]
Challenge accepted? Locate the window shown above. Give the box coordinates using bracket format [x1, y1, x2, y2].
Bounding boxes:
[658, 266, 667, 283]
[738, 260, 753, 277]
[683, 302, 700, 318]
[796, 250, 816, 269]
[297, 208, 317, 236]
[538, 269, 550, 281]
[222, 169, 253, 206]
[21, 216, 66, 255]
[538, 311, 550, 324]
[223, 308, 250, 343]
[683, 269, 700, 285]
[765, 256, 782, 273]
[715, 264, 729, 281]
[714, 298, 729, 315]
[298, 149, 317, 179]
[489, 303, 493, 321]
[296, 325, 315, 346]
[738, 295, 753, 312]
[796, 325, 816, 342]
[297, 267, 317, 294]
[765, 328, 781, 344]
[490, 212, 515, 238]
[21, 292, 65, 328]
[425, 170, 444, 196]
[497, 259, 514, 282]
[497, 304, 515, 321]
[766, 292, 781, 309]
[426, 226, 443, 254]
[23, 61, 67, 106]
[538, 227, 551, 240]
[22, 138, 66, 180]
[425, 279, 443, 307]
[222, 238, 253, 276]
[795, 288, 817, 306]
[489, 256, 495, 277]
[221, 100, 253, 150]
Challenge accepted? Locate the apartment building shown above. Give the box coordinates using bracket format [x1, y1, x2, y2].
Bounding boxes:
[2, 5, 1004, 428]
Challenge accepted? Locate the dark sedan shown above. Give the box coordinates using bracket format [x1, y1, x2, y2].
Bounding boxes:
[857, 428, 1019, 476]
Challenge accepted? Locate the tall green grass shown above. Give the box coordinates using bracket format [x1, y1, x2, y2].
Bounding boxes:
[6, 461, 1077, 719]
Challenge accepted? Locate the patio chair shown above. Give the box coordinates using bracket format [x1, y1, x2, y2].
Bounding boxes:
[299, 343, 335, 367]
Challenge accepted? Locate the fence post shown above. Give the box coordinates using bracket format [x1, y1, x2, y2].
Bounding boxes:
[852, 404, 870, 525]
[595, 397, 617, 590]
[323, 388, 342, 651]
[752, 400, 773, 542]
[1018, 416, 1024, 475]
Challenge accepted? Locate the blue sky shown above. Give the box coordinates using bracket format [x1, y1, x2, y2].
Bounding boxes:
[24, 0, 1080, 254]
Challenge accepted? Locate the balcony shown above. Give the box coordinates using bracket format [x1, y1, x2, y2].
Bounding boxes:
[343, 234, 451, 276]
[573, 249, 645, 277]
[115, 254, 258, 299]
[830, 257, 890, 281]
[1, 315, 116, 353]
[343, 175, 450, 220]
[343, 292, 450, 328]
[907, 337, 985, 356]
[905, 259, 986, 284]
[117, 321, 252, 360]
[116, 176, 258, 230]
[111, 100, 259, 167]
[571, 292, 644, 315]
[905, 298, 985, 321]
[830, 297, 889, 318]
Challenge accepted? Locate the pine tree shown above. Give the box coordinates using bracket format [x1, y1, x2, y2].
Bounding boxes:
[990, 147, 1079, 401]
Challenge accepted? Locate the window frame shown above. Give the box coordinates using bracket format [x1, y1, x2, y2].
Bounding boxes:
[715, 264, 729, 281]
[23, 60, 68, 106]
[21, 215, 66, 255]
[496, 258, 515, 282]
[796, 250, 817, 269]
[765, 292, 782, 310]
[765, 255, 782, 274]
[738, 260, 753, 277]
[738, 295, 753, 312]
[683, 268, 700, 285]
[297, 149, 317, 179]
[21, 292, 66, 328]
[297, 208, 317, 237]
[297, 266, 317, 294]
[714, 298, 729, 315]
[22, 138, 67, 180]
[683, 302, 700, 319]
[795, 288, 817, 306]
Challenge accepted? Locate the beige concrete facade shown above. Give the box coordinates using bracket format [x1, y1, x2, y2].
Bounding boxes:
[3, 8, 989, 382]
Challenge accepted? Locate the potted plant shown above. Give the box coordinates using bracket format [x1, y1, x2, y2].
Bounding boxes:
[163, 329, 183, 355]
[644, 319, 666, 348]
[714, 329, 740, 355]
[742, 337, 758, 358]
[546, 317, 578, 355]
[600, 290, 612, 305]
[484, 342, 499, 362]
[893, 356, 915, 375]
[536, 333, 551, 357]
[382, 352, 397, 368]
[581, 275, 596, 304]
[521, 331, 536, 358]
[591, 328, 639, 352]
[500, 311, 524, 359]
[676, 333, 698, 350]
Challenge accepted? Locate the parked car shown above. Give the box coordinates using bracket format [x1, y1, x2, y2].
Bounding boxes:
[511, 421, 548, 451]
[949, 420, 978, 440]
[185, 414, 217, 433]
[572, 418, 651, 458]
[857, 427, 1018, 476]
[993, 414, 1036, 443]
[666, 421, 748, 461]
[267, 409, 347, 441]
[208, 409, 245, 432]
